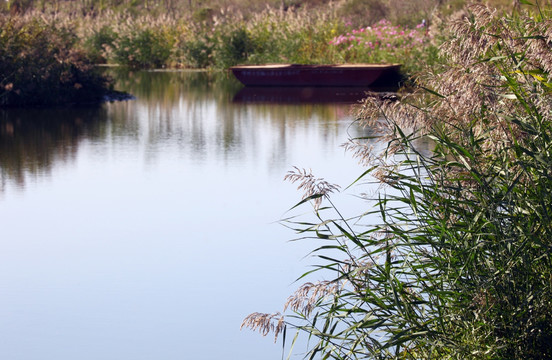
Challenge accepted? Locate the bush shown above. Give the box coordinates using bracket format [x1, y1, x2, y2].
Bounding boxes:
[113, 27, 173, 68]
[0, 16, 111, 107]
[213, 25, 255, 68]
[180, 35, 215, 68]
[242, 3, 552, 359]
[82, 25, 117, 64]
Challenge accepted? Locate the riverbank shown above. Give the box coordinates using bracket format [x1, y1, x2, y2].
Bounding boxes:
[0, 1, 525, 105]
[0, 6, 439, 107]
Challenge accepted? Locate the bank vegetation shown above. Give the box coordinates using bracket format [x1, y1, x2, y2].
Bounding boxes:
[0, 0, 531, 106]
[242, 2, 552, 359]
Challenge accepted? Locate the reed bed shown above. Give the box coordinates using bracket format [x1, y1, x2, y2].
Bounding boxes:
[1, 4, 441, 72]
[76, 6, 439, 72]
[242, 2, 552, 359]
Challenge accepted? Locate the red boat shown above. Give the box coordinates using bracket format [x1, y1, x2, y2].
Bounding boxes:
[229, 63, 401, 87]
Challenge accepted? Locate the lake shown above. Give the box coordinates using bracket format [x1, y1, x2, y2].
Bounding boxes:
[0, 70, 372, 360]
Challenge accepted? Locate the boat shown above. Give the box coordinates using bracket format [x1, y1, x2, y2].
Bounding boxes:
[229, 63, 401, 87]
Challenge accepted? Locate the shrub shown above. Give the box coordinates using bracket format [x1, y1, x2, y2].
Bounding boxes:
[82, 24, 117, 64]
[242, 3, 552, 359]
[213, 25, 256, 68]
[180, 34, 215, 68]
[0, 16, 111, 107]
[233, 8, 345, 65]
[113, 27, 173, 68]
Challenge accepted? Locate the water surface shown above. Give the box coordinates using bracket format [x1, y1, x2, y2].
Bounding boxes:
[0, 70, 371, 360]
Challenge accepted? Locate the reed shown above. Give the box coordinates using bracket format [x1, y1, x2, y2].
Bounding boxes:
[242, 2, 552, 359]
[1, 3, 442, 72]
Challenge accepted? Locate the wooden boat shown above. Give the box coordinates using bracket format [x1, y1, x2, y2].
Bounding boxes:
[229, 63, 401, 87]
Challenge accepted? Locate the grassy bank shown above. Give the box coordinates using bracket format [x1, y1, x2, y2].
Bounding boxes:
[73, 6, 439, 74]
[1, 1, 483, 72]
[242, 2, 552, 359]
[1, 2, 443, 106]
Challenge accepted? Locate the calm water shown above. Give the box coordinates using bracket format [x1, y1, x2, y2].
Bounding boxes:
[0, 70, 372, 360]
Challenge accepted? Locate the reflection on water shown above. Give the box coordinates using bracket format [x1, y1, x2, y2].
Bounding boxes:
[0, 70, 374, 360]
[233, 85, 400, 104]
[0, 107, 107, 190]
[0, 71, 369, 191]
[233, 86, 373, 104]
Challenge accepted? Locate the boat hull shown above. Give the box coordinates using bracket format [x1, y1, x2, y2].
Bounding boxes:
[229, 64, 401, 87]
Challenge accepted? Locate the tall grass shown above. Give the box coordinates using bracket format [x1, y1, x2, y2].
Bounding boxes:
[3, 3, 440, 72]
[242, 3, 552, 359]
[79, 7, 347, 68]
[77, 6, 440, 72]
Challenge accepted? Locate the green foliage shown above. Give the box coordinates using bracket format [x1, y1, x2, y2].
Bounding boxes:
[0, 16, 111, 107]
[175, 9, 347, 68]
[214, 25, 255, 68]
[180, 33, 215, 68]
[113, 27, 173, 68]
[83, 25, 117, 63]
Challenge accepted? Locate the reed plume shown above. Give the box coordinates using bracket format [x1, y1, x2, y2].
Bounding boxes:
[240, 312, 284, 343]
[283, 167, 340, 210]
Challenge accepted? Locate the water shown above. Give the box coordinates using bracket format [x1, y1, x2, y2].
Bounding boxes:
[0, 70, 372, 360]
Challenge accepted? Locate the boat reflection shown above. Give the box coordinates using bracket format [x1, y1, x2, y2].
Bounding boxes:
[232, 86, 397, 104]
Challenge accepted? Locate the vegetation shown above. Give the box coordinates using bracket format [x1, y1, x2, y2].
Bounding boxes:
[242, 2, 552, 359]
[0, 0, 527, 106]
[0, 0, 514, 71]
[0, 15, 114, 107]
[2, 0, 550, 357]
[75, 5, 439, 71]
